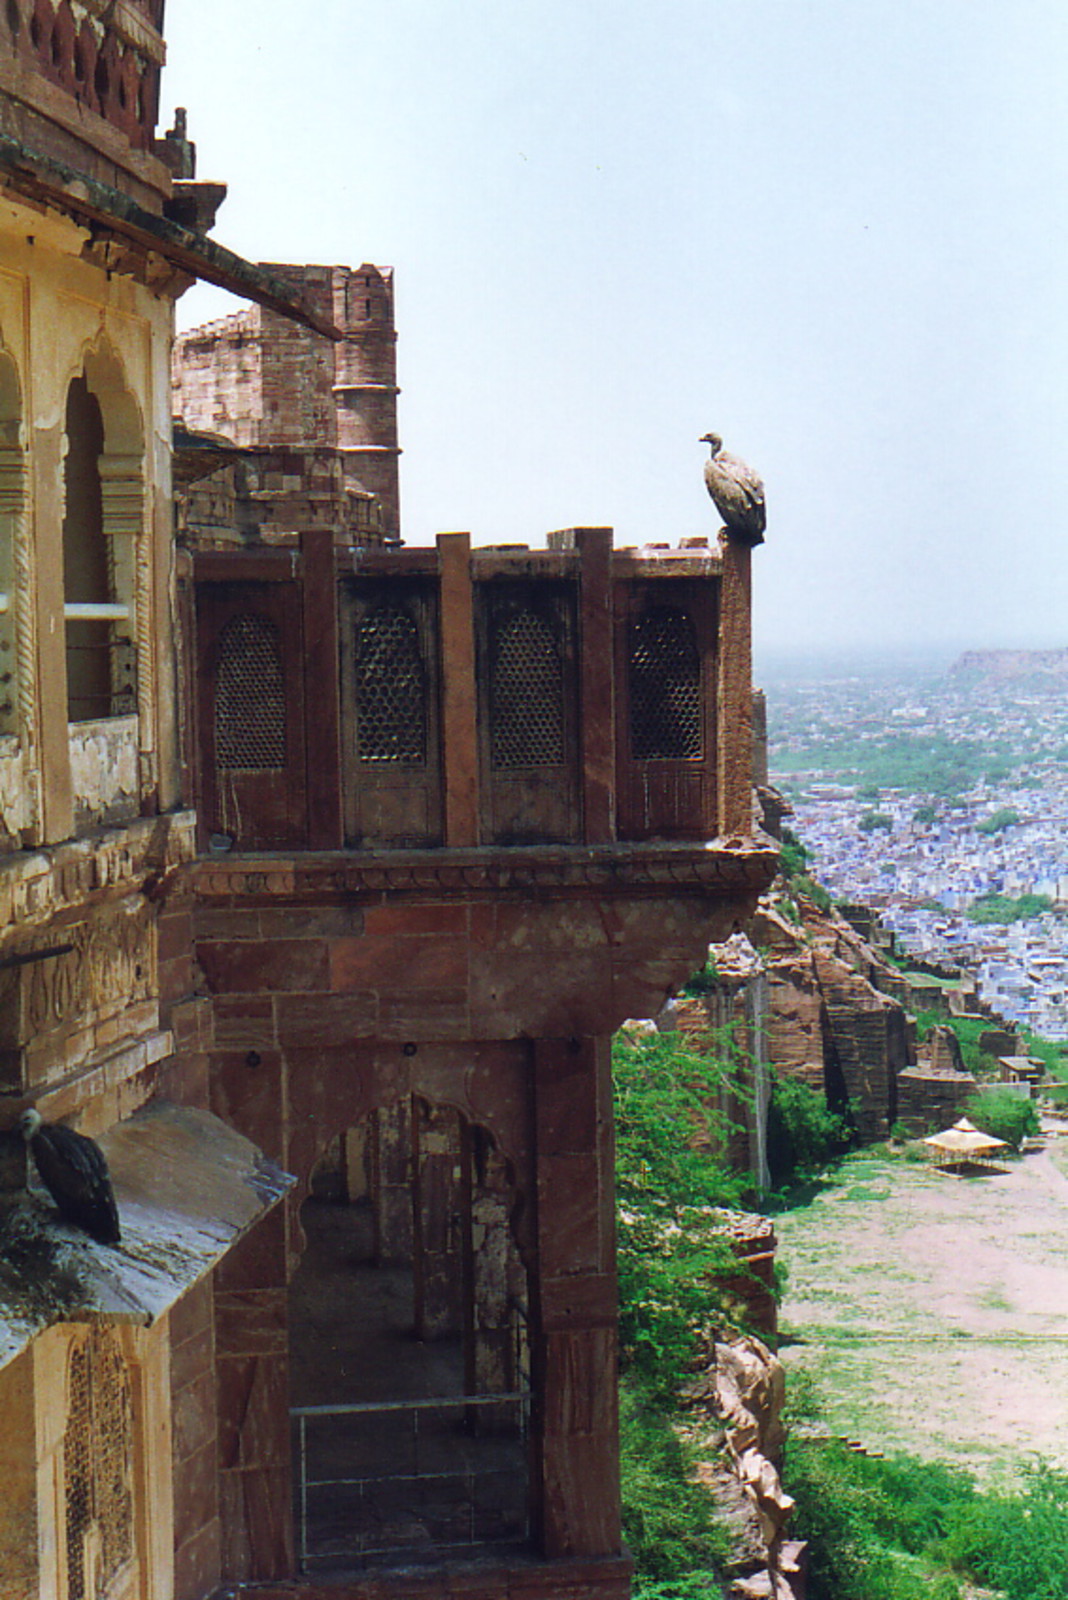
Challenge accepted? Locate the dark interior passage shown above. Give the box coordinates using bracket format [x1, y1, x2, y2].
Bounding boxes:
[287, 1100, 530, 1571]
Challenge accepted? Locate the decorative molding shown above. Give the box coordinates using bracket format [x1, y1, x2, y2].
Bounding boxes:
[189, 840, 779, 904]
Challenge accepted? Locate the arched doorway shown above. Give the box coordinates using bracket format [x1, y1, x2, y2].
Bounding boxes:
[62, 346, 144, 727]
[287, 1095, 531, 1572]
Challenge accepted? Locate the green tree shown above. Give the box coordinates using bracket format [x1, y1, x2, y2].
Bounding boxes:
[976, 807, 1019, 835]
[766, 1076, 851, 1184]
[966, 892, 1052, 924]
[859, 811, 893, 833]
[965, 1088, 1039, 1152]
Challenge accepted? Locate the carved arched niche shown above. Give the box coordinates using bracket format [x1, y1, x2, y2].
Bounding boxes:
[62, 341, 153, 759]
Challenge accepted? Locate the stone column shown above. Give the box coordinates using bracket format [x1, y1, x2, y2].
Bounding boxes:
[300, 527, 342, 848]
[32, 422, 74, 843]
[437, 532, 479, 846]
[530, 1036, 622, 1559]
[369, 1099, 413, 1264]
[462, 1124, 520, 1402]
[576, 527, 616, 843]
[412, 1098, 463, 1339]
[213, 1211, 293, 1581]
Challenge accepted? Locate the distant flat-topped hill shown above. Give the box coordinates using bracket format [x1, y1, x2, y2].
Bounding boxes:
[950, 647, 1068, 685]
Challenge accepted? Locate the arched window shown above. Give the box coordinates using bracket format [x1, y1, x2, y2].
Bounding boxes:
[354, 606, 426, 764]
[628, 605, 703, 760]
[214, 612, 286, 770]
[62, 373, 137, 722]
[489, 607, 564, 769]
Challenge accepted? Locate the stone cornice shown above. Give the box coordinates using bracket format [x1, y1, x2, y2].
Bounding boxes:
[188, 838, 779, 904]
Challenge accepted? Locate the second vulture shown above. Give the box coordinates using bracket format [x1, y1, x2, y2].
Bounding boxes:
[19, 1107, 121, 1245]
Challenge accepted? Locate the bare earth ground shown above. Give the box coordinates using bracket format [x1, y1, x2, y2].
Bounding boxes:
[773, 1124, 1068, 1485]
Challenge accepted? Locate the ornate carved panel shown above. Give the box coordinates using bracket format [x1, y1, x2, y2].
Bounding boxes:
[0, 902, 157, 1086]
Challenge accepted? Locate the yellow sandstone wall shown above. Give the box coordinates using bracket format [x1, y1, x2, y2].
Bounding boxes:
[0, 198, 178, 852]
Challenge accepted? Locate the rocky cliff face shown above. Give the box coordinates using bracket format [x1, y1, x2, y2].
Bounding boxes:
[750, 892, 911, 1139]
[674, 881, 981, 1147]
[684, 1334, 805, 1600]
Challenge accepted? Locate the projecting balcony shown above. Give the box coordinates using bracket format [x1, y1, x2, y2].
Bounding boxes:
[187, 528, 760, 862]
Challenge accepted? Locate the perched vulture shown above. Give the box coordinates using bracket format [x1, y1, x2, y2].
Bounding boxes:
[700, 432, 766, 545]
[19, 1108, 121, 1245]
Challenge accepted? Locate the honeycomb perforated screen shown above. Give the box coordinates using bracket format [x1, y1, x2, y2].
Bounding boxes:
[354, 606, 426, 763]
[490, 608, 565, 769]
[628, 605, 702, 760]
[214, 612, 286, 770]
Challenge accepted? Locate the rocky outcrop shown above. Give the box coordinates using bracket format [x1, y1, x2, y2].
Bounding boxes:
[950, 647, 1068, 686]
[749, 892, 912, 1140]
[684, 1335, 804, 1599]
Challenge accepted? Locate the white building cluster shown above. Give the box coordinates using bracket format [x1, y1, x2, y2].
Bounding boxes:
[770, 668, 1068, 1039]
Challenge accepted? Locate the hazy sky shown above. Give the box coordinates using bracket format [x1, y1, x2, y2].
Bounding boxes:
[162, 1, 1068, 663]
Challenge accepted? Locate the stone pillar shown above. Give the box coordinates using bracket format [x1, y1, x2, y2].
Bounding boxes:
[531, 1036, 622, 1559]
[0, 1346, 36, 1594]
[214, 1211, 293, 1581]
[717, 533, 753, 837]
[576, 527, 616, 843]
[171, 1280, 221, 1600]
[369, 1099, 413, 1264]
[463, 1125, 520, 1400]
[437, 532, 480, 846]
[32, 422, 74, 843]
[412, 1098, 463, 1340]
[300, 527, 342, 848]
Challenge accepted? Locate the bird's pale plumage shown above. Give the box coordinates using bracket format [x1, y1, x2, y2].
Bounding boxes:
[19, 1108, 121, 1244]
[700, 432, 766, 545]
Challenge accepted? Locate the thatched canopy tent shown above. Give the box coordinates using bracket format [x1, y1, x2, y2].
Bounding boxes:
[922, 1118, 1009, 1176]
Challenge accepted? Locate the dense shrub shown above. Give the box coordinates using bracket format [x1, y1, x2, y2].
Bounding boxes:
[766, 1076, 851, 1184]
[613, 1032, 748, 1390]
[779, 826, 812, 878]
[787, 1429, 1068, 1600]
[613, 1032, 748, 1589]
[787, 1439, 973, 1600]
[964, 1088, 1039, 1151]
[620, 1377, 731, 1593]
[938, 1463, 1068, 1600]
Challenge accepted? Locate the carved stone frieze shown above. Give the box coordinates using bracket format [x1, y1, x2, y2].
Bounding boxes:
[0, 900, 156, 1053]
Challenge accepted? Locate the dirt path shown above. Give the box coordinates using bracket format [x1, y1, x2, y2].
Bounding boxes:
[773, 1136, 1068, 1483]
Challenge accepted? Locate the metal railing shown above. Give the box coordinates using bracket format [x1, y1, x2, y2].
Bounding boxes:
[291, 1391, 530, 1571]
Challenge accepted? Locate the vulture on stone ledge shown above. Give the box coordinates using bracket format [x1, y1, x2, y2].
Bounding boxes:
[700, 432, 766, 546]
[19, 1108, 121, 1245]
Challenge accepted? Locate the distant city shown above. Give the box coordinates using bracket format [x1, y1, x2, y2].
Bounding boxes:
[766, 651, 1068, 1040]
